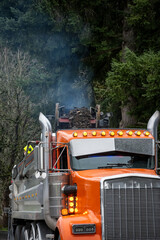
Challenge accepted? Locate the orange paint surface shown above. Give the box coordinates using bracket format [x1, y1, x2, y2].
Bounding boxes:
[55, 128, 155, 239]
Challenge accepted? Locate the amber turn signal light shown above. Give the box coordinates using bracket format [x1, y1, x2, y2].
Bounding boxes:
[61, 208, 68, 216]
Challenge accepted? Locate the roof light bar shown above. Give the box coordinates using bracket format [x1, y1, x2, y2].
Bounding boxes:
[72, 130, 150, 138]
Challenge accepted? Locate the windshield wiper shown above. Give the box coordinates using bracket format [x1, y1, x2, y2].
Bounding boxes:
[98, 163, 128, 169]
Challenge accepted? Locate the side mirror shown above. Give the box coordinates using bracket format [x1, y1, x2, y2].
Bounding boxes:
[34, 145, 44, 170]
[156, 141, 160, 173]
[12, 165, 18, 179]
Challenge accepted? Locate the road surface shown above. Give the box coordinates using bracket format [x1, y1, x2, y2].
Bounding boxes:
[0, 231, 8, 240]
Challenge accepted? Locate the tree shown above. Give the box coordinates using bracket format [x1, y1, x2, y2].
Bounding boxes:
[128, 0, 160, 53]
[0, 0, 125, 110]
[106, 48, 160, 127]
[0, 47, 41, 226]
[104, 0, 160, 127]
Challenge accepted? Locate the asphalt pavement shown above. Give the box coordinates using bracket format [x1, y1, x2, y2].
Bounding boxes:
[0, 231, 8, 240]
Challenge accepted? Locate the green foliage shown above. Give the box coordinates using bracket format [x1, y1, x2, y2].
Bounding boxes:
[0, 0, 160, 109]
[35, 0, 124, 83]
[0, 0, 159, 139]
[128, 0, 160, 52]
[128, 0, 153, 26]
[106, 48, 160, 123]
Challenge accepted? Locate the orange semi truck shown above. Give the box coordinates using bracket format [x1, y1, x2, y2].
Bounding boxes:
[9, 109, 160, 240]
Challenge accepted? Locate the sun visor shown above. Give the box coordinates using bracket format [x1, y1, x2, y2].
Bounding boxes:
[69, 138, 155, 157]
[70, 138, 115, 157]
[115, 138, 154, 156]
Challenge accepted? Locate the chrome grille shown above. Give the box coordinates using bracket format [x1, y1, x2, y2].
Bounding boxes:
[101, 176, 160, 240]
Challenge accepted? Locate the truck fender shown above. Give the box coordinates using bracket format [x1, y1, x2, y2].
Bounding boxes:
[56, 212, 101, 240]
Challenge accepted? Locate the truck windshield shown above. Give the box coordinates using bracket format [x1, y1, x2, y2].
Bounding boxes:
[71, 152, 155, 170]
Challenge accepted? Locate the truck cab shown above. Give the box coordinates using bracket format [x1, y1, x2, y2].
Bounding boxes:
[55, 126, 159, 240]
[9, 110, 160, 240]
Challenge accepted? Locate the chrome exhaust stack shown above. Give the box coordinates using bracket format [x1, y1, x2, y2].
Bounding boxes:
[147, 110, 160, 174]
[147, 110, 160, 141]
[39, 112, 56, 230]
[39, 112, 52, 171]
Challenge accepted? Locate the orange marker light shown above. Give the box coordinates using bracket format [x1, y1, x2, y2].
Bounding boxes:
[83, 211, 88, 215]
[69, 202, 74, 207]
[69, 196, 74, 202]
[144, 131, 150, 136]
[101, 131, 106, 136]
[69, 208, 74, 213]
[110, 131, 115, 137]
[61, 208, 68, 216]
[73, 132, 78, 137]
[127, 130, 133, 136]
[83, 132, 88, 137]
[135, 131, 141, 136]
[118, 131, 123, 136]
[75, 208, 78, 213]
[92, 131, 97, 136]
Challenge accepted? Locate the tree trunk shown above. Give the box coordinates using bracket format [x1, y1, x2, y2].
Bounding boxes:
[1, 180, 10, 228]
[119, 100, 137, 128]
[120, 0, 137, 127]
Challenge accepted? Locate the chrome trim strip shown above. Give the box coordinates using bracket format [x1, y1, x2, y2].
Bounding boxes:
[100, 173, 160, 240]
[101, 182, 105, 240]
[101, 173, 160, 183]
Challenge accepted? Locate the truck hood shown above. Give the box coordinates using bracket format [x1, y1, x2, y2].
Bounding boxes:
[71, 168, 158, 217]
[73, 168, 157, 182]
